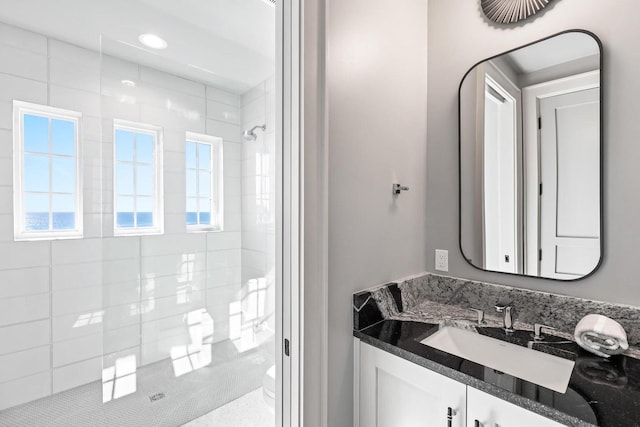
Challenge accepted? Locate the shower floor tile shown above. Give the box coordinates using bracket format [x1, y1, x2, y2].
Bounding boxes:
[0, 339, 274, 427]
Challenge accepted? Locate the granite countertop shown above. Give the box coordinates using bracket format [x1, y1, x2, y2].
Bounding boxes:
[353, 275, 640, 427]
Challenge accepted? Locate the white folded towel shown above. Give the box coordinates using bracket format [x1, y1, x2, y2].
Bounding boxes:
[574, 314, 629, 358]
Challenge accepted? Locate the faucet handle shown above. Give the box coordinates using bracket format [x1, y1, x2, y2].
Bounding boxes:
[470, 308, 484, 325]
[533, 323, 556, 341]
[494, 298, 513, 311]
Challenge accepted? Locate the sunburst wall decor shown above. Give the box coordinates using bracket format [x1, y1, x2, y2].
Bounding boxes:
[481, 0, 556, 24]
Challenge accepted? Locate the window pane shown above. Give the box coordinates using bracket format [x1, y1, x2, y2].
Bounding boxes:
[199, 171, 211, 197]
[52, 194, 75, 230]
[115, 129, 134, 161]
[186, 142, 197, 169]
[52, 157, 75, 193]
[186, 198, 197, 225]
[136, 133, 153, 164]
[24, 155, 49, 192]
[116, 163, 134, 195]
[51, 119, 75, 156]
[24, 114, 49, 154]
[186, 170, 197, 197]
[198, 143, 211, 170]
[136, 164, 154, 196]
[116, 196, 134, 228]
[24, 193, 49, 230]
[198, 198, 211, 225]
[137, 197, 153, 227]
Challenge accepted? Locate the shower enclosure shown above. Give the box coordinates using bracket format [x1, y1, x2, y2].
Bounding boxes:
[0, 0, 289, 425]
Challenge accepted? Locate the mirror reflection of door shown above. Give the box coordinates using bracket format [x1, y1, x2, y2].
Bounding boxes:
[459, 30, 602, 280]
[483, 76, 518, 273]
[538, 84, 600, 279]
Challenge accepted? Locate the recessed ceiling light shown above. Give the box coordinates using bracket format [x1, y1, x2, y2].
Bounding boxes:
[121, 80, 136, 87]
[138, 33, 167, 50]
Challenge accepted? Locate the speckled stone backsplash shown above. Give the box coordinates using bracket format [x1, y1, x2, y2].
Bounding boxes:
[354, 273, 640, 347]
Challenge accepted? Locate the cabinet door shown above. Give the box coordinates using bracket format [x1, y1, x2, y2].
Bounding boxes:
[467, 387, 564, 427]
[359, 342, 466, 427]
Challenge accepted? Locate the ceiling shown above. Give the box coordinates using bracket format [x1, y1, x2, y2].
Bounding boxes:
[0, 0, 276, 93]
[505, 32, 600, 75]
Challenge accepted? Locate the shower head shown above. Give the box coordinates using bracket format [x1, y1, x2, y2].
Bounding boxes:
[242, 124, 266, 142]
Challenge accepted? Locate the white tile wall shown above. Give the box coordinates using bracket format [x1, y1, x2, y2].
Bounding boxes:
[0, 20, 246, 410]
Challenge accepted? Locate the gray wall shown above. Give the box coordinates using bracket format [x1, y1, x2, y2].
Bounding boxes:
[327, 0, 428, 425]
[427, 0, 640, 305]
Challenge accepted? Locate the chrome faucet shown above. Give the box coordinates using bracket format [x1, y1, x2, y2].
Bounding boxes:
[494, 299, 515, 333]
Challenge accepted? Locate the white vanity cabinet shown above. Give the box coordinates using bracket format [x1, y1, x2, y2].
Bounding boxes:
[466, 387, 564, 427]
[356, 341, 565, 427]
[358, 341, 467, 427]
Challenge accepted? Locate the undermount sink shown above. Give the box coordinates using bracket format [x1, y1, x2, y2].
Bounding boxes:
[420, 326, 575, 393]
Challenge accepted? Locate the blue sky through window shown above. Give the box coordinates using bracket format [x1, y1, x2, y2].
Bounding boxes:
[115, 126, 157, 230]
[186, 140, 214, 227]
[22, 113, 77, 232]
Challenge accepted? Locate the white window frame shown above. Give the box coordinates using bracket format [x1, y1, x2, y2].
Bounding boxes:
[185, 132, 224, 232]
[13, 101, 83, 241]
[113, 119, 164, 236]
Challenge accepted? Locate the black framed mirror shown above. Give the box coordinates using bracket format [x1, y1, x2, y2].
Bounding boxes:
[459, 30, 603, 281]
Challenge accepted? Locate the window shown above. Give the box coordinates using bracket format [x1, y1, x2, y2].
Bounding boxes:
[13, 101, 82, 240]
[113, 120, 163, 235]
[185, 132, 223, 231]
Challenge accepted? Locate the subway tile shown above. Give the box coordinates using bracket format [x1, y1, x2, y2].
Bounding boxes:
[224, 159, 242, 179]
[206, 119, 241, 143]
[141, 252, 207, 279]
[141, 233, 206, 257]
[0, 43, 47, 82]
[104, 324, 139, 354]
[0, 371, 50, 411]
[164, 149, 185, 172]
[241, 96, 266, 126]
[224, 141, 242, 162]
[0, 73, 47, 104]
[0, 267, 49, 298]
[52, 356, 101, 394]
[0, 345, 50, 383]
[103, 303, 140, 331]
[0, 293, 49, 327]
[102, 258, 140, 285]
[101, 94, 141, 122]
[0, 101, 12, 130]
[140, 104, 204, 134]
[52, 261, 102, 291]
[53, 311, 102, 343]
[241, 82, 266, 106]
[207, 231, 241, 251]
[0, 320, 49, 355]
[207, 266, 241, 288]
[141, 270, 206, 301]
[0, 22, 47, 55]
[52, 286, 102, 316]
[52, 332, 102, 367]
[102, 237, 140, 261]
[163, 129, 187, 153]
[165, 213, 187, 235]
[0, 214, 13, 242]
[164, 171, 186, 194]
[206, 85, 240, 107]
[52, 238, 103, 265]
[101, 55, 139, 85]
[49, 56, 100, 93]
[103, 280, 140, 308]
[207, 100, 240, 125]
[50, 84, 101, 117]
[242, 231, 267, 252]
[140, 66, 205, 98]
[141, 313, 189, 344]
[242, 249, 267, 273]
[140, 289, 205, 323]
[137, 83, 205, 117]
[207, 249, 242, 270]
[0, 186, 13, 215]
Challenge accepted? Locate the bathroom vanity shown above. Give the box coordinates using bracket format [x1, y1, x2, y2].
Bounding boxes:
[353, 274, 640, 426]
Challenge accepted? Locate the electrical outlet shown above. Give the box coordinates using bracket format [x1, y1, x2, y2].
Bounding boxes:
[435, 249, 448, 271]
